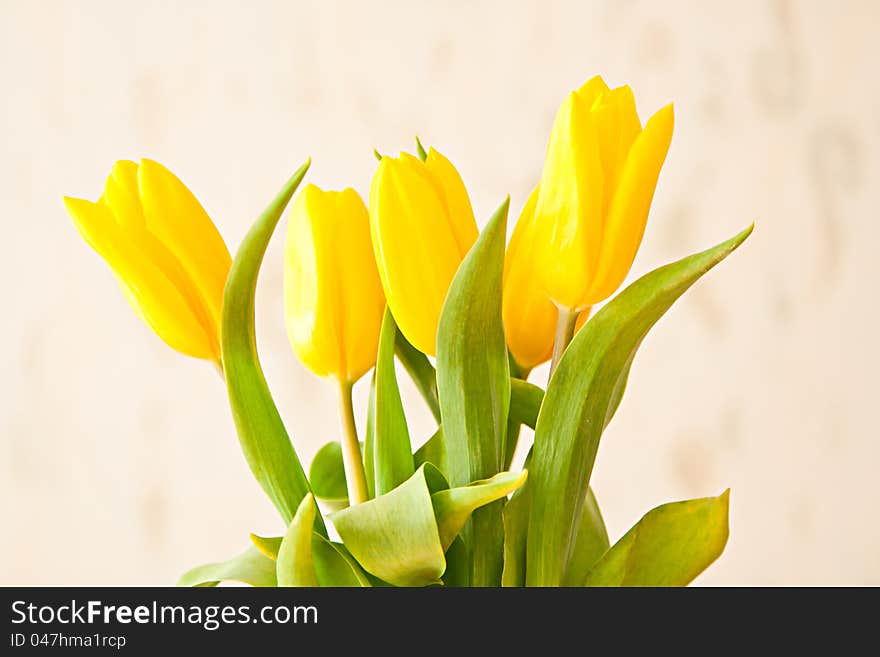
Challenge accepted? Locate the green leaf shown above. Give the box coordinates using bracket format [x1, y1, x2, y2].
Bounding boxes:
[395, 331, 441, 423]
[526, 225, 752, 585]
[329, 465, 445, 587]
[415, 136, 428, 161]
[442, 537, 469, 587]
[501, 483, 530, 587]
[251, 533, 372, 587]
[308, 441, 349, 511]
[413, 428, 447, 478]
[221, 160, 323, 532]
[363, 373, 377, 499]
[177, 546, 276, 588]
[563, 487, 610, 586]
[371, 307, 415, 496]
[277, 493, 319, 586]
[432, 470, 528, 551]
[583, 491, 730, 586]
[509, 379, 543, 429]
[436, 198, 511, 586]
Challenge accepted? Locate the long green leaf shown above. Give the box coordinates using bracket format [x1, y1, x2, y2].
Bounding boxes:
[526, 225, 752, 585]
[329, 465, 445, 587]
[436, 198, 511, 586]
[501, 483, 530, 587]
[363, 373, 377, 499]
[221, 160, 322, 531]
[177, 546, 276, 588]
[371, 307, 415, 495]
[563, 487, 610, 586]
[277, 493, 319, 586]
[432, 470, 527, 551]
[583, 491, 730, 586]
[395, 331, 441, 423]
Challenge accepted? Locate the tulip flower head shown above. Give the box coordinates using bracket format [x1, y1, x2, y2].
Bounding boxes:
[502, 187, 558, 370]
[64, 159, 231, 364]
[533, 75, 674, 311]
[369, 149, 478, 355]
[284, 184, 385, 384]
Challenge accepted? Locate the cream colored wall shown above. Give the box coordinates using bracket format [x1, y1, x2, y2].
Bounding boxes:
[2, 0, 878, 585]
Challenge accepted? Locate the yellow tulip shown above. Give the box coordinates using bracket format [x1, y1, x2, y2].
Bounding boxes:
[503, 186, 594, 371]
[533, 75, 674, 311]
[502, 187, 557, 370]
[283, 184, 385, 383]
[369, 148, 478, 355]
[63, 159, 231, 364]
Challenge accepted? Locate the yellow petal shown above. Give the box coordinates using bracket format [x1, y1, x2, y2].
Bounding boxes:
[502, 187, 557, 370]
[574, 75, 609, 106]
[137, 159, 231, 340]
[101, 160, 146, 229]
[64, 196, 216, 358]
[591, 85, 642, 217]
[369, 156, 462, 355]
[585, 103, 674, 304]
[284, 185, 384, 382]
[533, 89, 604, 309]
[424, 147, 479, 258]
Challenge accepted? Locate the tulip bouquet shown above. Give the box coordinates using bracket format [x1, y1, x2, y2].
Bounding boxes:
[65, 76, 751, 587]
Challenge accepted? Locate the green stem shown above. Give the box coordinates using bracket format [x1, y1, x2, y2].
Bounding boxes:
[548, 306, 578, 381]
[336, 379, 369, 506]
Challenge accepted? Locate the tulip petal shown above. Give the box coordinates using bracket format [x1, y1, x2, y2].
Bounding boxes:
[592, 85, 642, 218]
[502, 187, 557, 369]
[586, 103, 674, 304]
[534, 89, 605, 309]
[64, 196, 216, 358]
[284, 185, 384, 382]
[369, 156, 462, 355]
[137, 159, 232, 338]
[424, 148, 479, 258]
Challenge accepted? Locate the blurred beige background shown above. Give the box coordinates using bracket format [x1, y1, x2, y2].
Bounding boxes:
[2, 0, 877, 585]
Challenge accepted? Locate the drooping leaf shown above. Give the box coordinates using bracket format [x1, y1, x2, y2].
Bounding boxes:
[432, 470, 528, 551]
[370, 307, 415, 496]
[221, 160, 323, 532]
[277, 493, 319, 587]
[413, 428, 447, 478]
[583, 491, 730, 586]
[177, 546, 276, 588]
[563, 487, 610, 586]
[526, 226, 752, 586]
[308, 441, 349, 510]
[329, 465, 445, 587]
[395, 330, 441, 423]
[250, 533, 371, 587]
[436, 198, 511, 586]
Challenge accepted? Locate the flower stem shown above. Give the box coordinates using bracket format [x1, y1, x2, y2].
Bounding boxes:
[549, 306, 578, 381]
[336, 379, 369, 506]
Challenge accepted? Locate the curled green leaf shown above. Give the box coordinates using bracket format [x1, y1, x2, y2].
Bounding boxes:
[432, 470, 528, 551]
[329, 465, 445, 587]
